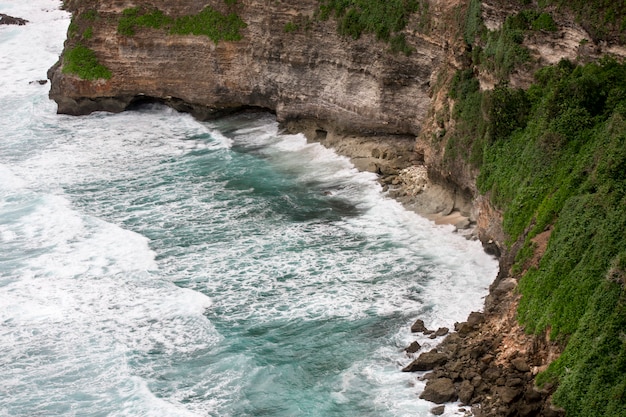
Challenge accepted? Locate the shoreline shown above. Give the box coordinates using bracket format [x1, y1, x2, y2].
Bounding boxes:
[286, 122, 563, 417]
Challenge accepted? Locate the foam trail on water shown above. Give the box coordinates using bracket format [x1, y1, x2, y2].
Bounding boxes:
[0, 2, 498, 416]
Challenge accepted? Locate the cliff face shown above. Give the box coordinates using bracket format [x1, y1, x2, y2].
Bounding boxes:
[49, 0, 448, 137]
[49, 1, 626, 415]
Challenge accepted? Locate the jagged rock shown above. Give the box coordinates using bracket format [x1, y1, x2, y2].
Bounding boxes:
[402, 350, 448, 372]
[430, 405, 446, 415]
[511, 357, 531, 373]
[411, 319, 429, 333]
[471, 375, 483, 387]
[483, 239, 501, 257]
[482, 366, 502, 382]
[434, 327, 449, 337]
[458, 379, 475, 405]
[493, 278, 517, 296]
[455, 218, 471, 230]
[0, 13, 28, 25]
[454, 321, 474, 337]
[497, 386, 522, 404]
[506, 377, 524, 387]
[467, 311, 485, 327]
[405, 341, 422, 353]
[420, 378, 458, 404]
[49, 0, 441, 133]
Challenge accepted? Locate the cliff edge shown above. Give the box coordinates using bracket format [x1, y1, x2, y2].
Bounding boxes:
[49, 0, 626, 416]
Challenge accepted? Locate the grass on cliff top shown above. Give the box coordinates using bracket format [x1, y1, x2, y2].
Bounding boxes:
[540, 0, 626, 42]
[117, 4, 246, 43]
[464, 0, 562, 80]
[317, 0, 429, 55]
[62, 44, 111, 80]
[449, 57, 626, 416]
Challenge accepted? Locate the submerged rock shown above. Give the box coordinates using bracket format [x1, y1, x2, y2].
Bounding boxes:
[430, 405, 446, 415]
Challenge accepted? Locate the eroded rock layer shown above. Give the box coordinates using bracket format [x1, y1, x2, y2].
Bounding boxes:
[49, 0, 449, 137]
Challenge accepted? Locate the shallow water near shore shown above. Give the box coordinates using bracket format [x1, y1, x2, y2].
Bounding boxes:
[0, 2, 498, 416]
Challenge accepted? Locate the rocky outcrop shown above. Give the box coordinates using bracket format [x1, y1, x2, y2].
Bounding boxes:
[48, 0, 447, 137]
[0, 13, 28, 25]
[403, 284, 565, 417]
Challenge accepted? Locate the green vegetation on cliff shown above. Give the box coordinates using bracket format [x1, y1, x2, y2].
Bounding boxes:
[317, 0, 429, 55]
[540, 0, 625, 42]
[62, 44, 111, 80]
[464, 0, 562, 79]
[449, 3, 626, 412]
[117, 4, 246, 43]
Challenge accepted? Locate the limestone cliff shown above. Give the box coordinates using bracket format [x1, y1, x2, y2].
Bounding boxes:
[49, 0, 446, 137]
[49, 1, 626, 416]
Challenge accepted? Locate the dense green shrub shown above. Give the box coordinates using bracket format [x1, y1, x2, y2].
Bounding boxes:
[170, 7, 246, 42]
[450, 57, 626, 416]
[540, 0, 626, 41]
[62, 44, 112, 80]
[317, 0, 425, 55]
[117, 3, 246, 43]
[464, 5, 560, 79]
[422, 2, 625, 415]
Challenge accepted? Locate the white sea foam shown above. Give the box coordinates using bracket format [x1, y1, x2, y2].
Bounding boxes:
[0, 1, 498, 415]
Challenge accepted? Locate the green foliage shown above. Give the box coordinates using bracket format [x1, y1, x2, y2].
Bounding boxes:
[117, 5, 246, 43]
[118, 7, 173, 37]
[464, 7, 559, 80]
[317, 0, 424, 54]
[83, 26, 93, 40]
[506, 10, 558, 32]
[389, 33, 414, 56]
[449, 58, 626, 416]
[480, 14, 531, 80]
[68, 20, 79, 38]
[62, 44, 112, 80]
[487, 84, 530, 142]
[464, 0, 483, 44]
[83, 9, 98, 21]
[284, 22, 299, 33]
[539, 0, 626, 41]
[170, 7, 246, 42]
[445, 69, 487, 167]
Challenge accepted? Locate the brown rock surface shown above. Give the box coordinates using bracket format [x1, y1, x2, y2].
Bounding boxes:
[49, 0, 445, 136]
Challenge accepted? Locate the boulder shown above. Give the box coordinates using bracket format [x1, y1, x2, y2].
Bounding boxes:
[402, 350, 448, 372]
[420, 378, 458, 404]
[404, 341, 422, 353]
[411, 319, 428, 333]
[511, 357, 531, 373]
[434, 327, 449, 337]
[467, 311, 485, 327]
[0, 13, 28, 25]
[497, 386, 522, 404]
[430, 405, 446, 415]
[458, 379, 475, 405]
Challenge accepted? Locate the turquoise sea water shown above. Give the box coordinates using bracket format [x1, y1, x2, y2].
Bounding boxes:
[0, 2, 498, 416]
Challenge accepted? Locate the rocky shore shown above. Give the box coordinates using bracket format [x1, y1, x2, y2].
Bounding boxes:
[278, 124, 566, 416]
